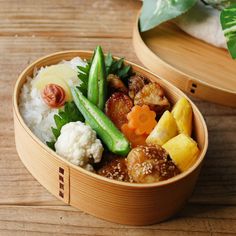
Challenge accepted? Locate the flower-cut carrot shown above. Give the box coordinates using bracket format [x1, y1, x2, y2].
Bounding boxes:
[121, 123, 147, 148]
[127, 105, 157, 135]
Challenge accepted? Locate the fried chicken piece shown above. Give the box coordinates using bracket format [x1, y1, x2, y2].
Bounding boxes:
[107, 74, 128, 95]
[128, 74, 150, 99]
[105, 92, 133, 130]
[134, 83, 170, 115]
[97, 153, 131, 182]
[126, 145, 180, 183]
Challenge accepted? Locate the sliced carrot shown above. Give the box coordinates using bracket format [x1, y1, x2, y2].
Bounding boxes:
[127, 105, 157, 135]
[121, 123, 147, 148]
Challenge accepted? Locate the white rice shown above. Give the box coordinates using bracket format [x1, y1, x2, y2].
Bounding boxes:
[19, 57, 87, 143]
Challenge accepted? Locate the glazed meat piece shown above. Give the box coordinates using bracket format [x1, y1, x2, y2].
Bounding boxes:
[105, 92, 133, 130]
[128, 74, 150, 99]
[134, 83, 170, 115]
[126, 145, 180, 183]
[97, 153, 131, 182]
[107, 74, 128, 95]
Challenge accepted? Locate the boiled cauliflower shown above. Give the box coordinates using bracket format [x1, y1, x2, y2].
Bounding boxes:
[55, 121, 103, 170]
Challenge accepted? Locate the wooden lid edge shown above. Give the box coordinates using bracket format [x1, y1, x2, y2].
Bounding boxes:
[133, 13, 236, 108]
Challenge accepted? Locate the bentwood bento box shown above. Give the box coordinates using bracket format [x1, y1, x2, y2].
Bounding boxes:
[13, 51, 208, 225]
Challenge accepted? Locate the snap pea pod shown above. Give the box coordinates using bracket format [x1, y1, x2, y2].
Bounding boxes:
[71, 87, 131, 156]
[87, 46, 107, 110]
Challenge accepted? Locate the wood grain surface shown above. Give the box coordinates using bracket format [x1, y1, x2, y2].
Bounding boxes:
[0, 0, 236, 235]
[133, 21, 236, 107]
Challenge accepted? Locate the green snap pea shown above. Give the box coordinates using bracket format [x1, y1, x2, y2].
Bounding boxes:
[71, 87, 131, 156]
[87, 46, 107, 110]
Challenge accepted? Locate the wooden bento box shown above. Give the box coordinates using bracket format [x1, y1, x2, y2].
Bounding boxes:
[13, 51, 208, 225]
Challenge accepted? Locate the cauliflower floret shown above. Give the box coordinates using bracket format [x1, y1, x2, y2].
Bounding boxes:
[55, 121, 103, 169]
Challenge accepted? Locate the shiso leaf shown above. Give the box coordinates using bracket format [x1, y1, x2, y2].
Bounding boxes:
[54, 114, 67, 131]
[46, 141, 56, 151]
[51, 126, 61, 139]
[77, 63, 91, 96]
[139, 0, 197, 32]
[117, 65, 131, 79]
[220, 3, 236, 58]
[105, 53, 132, 80]
[46, 101, 84, 150]
[105, 52, 113, 69]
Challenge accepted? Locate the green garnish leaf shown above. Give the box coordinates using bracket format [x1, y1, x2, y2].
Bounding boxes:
[46, 101, 84, 150]
[202, 0, 236, 10]
[105, 52, 113, 68]
[220, 3, 236, 59]
[65, 101, 84, 122]
[139, 0, 197, 32]
[46, 141, 56, 151]
[54, 114, 67, 131]
[51, 126, 61, 139]
[77, 63, 91, 96]
[117, 65, 131, 79]
[105, 53, 132, 80]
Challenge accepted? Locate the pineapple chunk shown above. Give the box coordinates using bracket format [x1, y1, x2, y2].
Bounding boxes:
[146, 111, 178, 146]
[33, 64, 78, 101]
[162, 134, 200, 172]
[171, 97, 192, 136]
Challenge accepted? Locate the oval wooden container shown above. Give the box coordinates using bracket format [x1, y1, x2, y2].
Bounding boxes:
[13, 51, 208, 225]
[133, 14, 236, 107]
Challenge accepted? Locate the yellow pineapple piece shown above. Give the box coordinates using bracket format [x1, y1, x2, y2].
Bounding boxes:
[162, 134, 200, 172]
[171, 97, 192, 136]
[33, 64, 78, 101]
[146, 111, 178, 146]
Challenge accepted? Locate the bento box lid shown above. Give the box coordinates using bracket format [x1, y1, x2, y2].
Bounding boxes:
[133, 14, 236, 107]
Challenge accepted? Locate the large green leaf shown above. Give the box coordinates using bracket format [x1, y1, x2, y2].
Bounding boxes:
[220, 4, 236, 58]
[202, 0, 236, 10]
[140, 0, 197, 32]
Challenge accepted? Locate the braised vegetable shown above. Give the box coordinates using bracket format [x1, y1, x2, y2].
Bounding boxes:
[121, 123, 147, 147]
[128, 74, 149, 99]
[134, 83, 170, 115]
[87, 46, 107, 110]
[127, 105, 157, 135]
[72, 87, 131, 155]
[107, 74, 128, 95]
[105, 92, 133, 130]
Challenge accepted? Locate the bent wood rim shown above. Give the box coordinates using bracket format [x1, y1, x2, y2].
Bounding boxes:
[13, 50, 208, 188]
[133, 12, 236, 107]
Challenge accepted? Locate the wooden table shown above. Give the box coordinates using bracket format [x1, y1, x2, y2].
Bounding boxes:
[0, 0, 236, 235]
